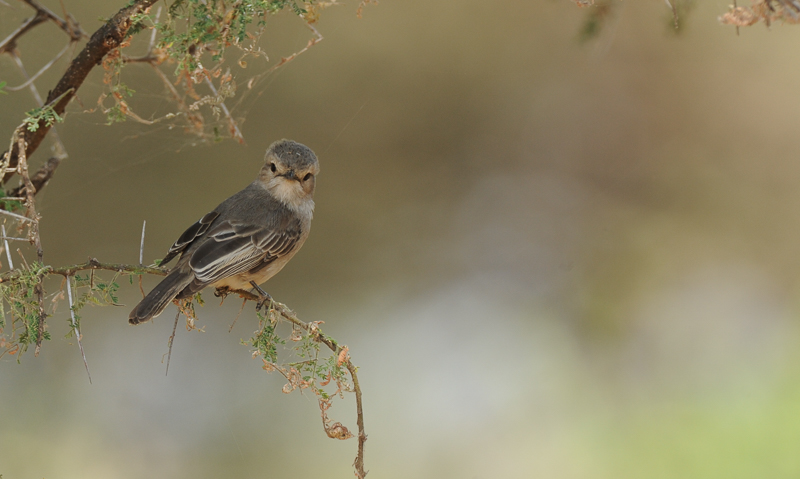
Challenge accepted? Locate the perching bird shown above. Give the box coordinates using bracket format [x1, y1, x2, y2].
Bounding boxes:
[128, 139, 319, 325]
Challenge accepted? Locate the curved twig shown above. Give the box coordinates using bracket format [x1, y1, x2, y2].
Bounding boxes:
[231, 288, 368, 478]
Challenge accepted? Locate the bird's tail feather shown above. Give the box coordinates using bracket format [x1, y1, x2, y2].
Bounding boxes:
[129, 266, 194, 325]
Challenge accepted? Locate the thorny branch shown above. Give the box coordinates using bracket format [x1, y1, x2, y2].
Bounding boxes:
[231, 288, 368, 479]
[2, 0, 330, 202]
[1, 0, 159, 185]
[0, 257, 167, 284]
[13, 129, 47, 354]
[1, 0, 366, 474]
[0, 254, 367, 475]
[0, 0, 84, 55]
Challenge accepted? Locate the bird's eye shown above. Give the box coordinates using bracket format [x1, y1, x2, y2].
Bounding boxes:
[270, 163, 277, 173]
[303, 173, 312, 181]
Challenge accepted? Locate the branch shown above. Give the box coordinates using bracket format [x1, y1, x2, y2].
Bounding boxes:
[6, 156, 61, 199]
[232, 288, 368, 478]
[49, 258, 168, 278]
[0, 0, 85, 55]
[0, 10, 47, 55]
[0, 257, 365, 474]
[20, 0, 85, 42]
[14, 130, 47, 354]
[0, 257, 167, 284]
[1, 0, 158, 185]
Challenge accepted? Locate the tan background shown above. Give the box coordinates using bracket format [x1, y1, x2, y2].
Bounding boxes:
[3, 1, 800, 477]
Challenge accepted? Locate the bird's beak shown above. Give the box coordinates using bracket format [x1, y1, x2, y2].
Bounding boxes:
[282, 169, 297, 181]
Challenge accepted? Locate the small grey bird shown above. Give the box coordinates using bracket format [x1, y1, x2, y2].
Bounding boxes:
[129, 139, 319, 325]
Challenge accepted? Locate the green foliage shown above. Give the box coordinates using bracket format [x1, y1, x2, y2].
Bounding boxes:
[73, 273, 121, 310]
[0, 262, 49, 357]
[249, 309, 284, 363]
[100, 0, 317, 134]
[157, 0, 308, 74]
[0, 269, 125, 358]
[22, 105, 63, 132]
[249, 307, 351, 400]
[0, 190, 24, 212]
[0, 80, 7, 95]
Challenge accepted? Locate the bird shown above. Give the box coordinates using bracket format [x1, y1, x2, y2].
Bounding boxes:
[128, 139, 319, 325]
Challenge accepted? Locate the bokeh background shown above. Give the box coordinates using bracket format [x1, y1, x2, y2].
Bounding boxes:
[3, 0, 800, 477]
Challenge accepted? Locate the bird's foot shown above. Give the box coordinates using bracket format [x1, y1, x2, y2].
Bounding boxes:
[250, 281, 273, 311]
[214, 287, 231, 300]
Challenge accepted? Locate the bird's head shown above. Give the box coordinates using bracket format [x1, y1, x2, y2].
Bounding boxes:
[259, 139, 320, 211]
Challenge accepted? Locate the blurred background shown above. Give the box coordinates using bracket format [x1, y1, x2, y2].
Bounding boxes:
[3, 0, 800, 477]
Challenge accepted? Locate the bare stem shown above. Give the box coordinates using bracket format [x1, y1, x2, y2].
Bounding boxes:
[66, 275, 92, 383]
[139, 220, 146, 265]
[1, 225, 13, 270]
[165, 310, 180, 376]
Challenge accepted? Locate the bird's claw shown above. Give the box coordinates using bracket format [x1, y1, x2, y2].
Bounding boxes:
[250, 281, 273, 311]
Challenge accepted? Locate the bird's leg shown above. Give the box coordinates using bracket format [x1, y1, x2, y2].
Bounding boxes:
[250, 281, 273, 311]
[214, 286, 231, 298]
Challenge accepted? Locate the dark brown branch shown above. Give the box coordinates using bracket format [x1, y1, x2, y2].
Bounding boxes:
[1, 0, 158, 185]
[7, 156, 60, 199]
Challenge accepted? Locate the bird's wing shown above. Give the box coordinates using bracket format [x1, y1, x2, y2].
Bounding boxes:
[188, 217, 303, 286]
[160, 211, 220, 266]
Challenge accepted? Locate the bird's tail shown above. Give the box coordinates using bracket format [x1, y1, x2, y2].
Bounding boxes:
[129, 265, 194, 325]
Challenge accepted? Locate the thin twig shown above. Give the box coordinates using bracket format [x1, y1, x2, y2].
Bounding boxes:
[20, 0, 85, 41]
[9, 51, 69, 162]
[6, 43, 72, 92]
[166, 310, 180, 376]
[0, 208, 35, 223]
[139, 220, 146, 265]
[230, 21, 323, 113]
[230, 288, 367, 477]
[0, 11, 47, 55]
[0, 0, 84, 54]
[1, 225, 13, 270]
[229, 297, 247, 332]
[346, 359, 367, 478]
[149, 64, 199, 132]
[139, 220, 146, 297]
[203, 76, 243, 143]
[66, 275, 91, 383]
[148, 5, 161, 51]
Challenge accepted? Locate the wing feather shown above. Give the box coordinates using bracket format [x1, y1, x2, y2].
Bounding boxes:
[187, 218, 303, 286]
[160, 211, 220, 265]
